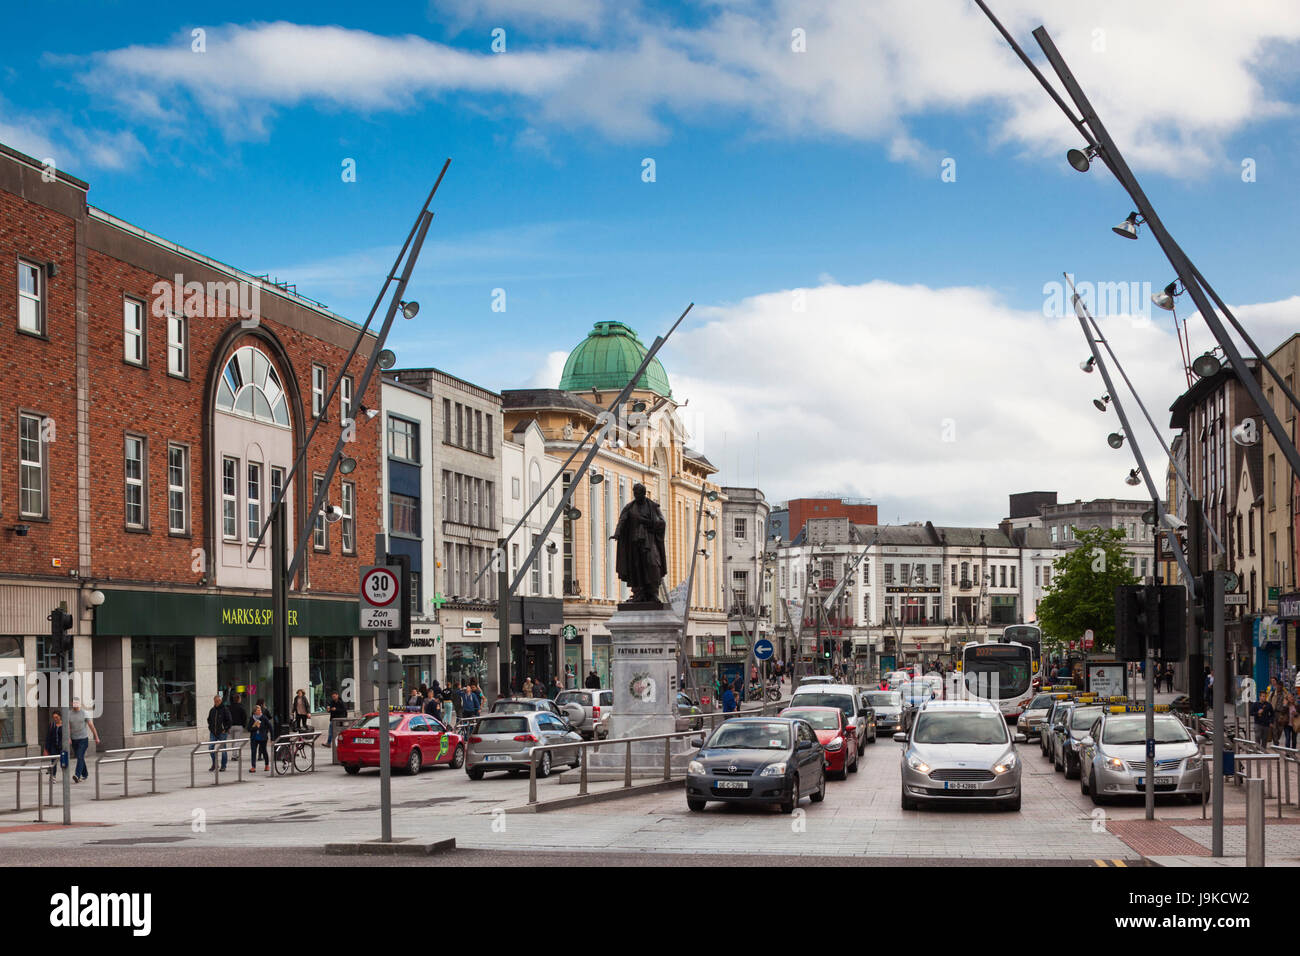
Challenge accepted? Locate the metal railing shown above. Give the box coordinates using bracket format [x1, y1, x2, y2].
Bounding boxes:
[189, 739, 249, 787]
[1229, 737, 1283, 818]
[271, 731, 321, 776]
[94, 746, 164, 801]
[524, 699, 790, 805]
[0, 754, 59, 822]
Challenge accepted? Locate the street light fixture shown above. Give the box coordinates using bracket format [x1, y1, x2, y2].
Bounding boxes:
[588, 470, 604, 485]
[339, 457, 357, 475]
[1151, 282, 1180, 312]
[1107, 432, 1125, 449]
[1192, 352, 1223, 378]
[1080, 356, 1096, 373]
[377, 349, 397, 369]
[399, 300, 420, 319]
[1066, 145, 1098, 172]
[1093, 395, 1111, 412]
[1111, 212, 1143, 239]
[1125, 469, 1141, 486]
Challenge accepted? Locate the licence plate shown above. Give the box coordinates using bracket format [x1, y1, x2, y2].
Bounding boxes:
[715, 780, 749, 790]
[351, 738, 375, 745]
[943, 782, 978, 790]
[484, 755, 511, 762]
[1136, 776, 1175, 786]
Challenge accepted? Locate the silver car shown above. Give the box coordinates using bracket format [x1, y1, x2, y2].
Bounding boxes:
[1080, 711, 1204, 805]
[897, 700, 1025, 811]
[864, 690, 904, 734]
[1018, 692, 1062, 740]
[554, 689, 613, 739]
[465, 711, 582, 780]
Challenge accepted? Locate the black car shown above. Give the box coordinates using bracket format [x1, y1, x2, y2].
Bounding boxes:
[685, 716, 826, 814]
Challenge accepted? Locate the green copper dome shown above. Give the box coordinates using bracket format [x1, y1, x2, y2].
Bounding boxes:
[558, 321, 672, 398]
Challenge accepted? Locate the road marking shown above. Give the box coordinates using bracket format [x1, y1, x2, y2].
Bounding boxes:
[1093, 859, 1108, 867]
[1112, 859, 1127, 867]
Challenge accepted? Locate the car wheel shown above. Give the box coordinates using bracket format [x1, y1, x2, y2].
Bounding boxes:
[536, 751, 553, 779]
[407, 748, 423, 776]
[466, 767, 485, 781]
[1054, 749, 1063, 772]
[849, 749, 860, 773]
[1080, 767, 1089, 795]
[901, 790, 917, 811]
[780, 776, 799, 814]
[1006, 788, 1021, 811]
[1089, 772, 1108, 806]
[449, 744, 465, 770]
[569, 749, 582, 770]
[1064, 754, 1079, 780]
[343, 764, 361, 776]
[810, 768, 826, 803]
[687, 798, 707, 812]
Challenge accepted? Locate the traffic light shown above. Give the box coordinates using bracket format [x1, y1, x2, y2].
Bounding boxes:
[1154, 584, 1186, 659]
[48, 607, 73, 665]
[1116, 585, 1186, 661]
[822, 640, 831, 659]
[1114, 585, 1145, 661]
[386, 553, 413, 649]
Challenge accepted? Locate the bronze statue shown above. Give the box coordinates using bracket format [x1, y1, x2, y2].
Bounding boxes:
[611, 482, 667, 605]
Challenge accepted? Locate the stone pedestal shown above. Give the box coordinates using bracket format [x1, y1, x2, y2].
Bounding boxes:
[584, 604, 696, 778]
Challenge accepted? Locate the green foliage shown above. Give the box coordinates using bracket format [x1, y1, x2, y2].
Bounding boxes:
[1036, 527, 1140, 653]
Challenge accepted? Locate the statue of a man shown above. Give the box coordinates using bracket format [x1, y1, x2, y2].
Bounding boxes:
[611, 482, 667, 604]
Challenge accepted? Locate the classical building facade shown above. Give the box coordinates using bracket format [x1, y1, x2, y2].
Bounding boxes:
[502, 320, 726, 689]
[720, 486, 773, 662]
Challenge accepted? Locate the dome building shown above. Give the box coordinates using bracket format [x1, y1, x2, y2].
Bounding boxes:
[502, 320, 727, 693]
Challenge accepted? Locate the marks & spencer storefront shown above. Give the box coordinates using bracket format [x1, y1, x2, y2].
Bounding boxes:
[92, 590, 362, 748]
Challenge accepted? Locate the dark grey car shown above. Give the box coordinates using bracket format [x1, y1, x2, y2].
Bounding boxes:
[685, 717, 826, 814]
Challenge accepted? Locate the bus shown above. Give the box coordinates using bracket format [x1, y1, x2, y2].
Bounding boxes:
[1000, 624, 1042, 679]
[959, 640, 1035, 720]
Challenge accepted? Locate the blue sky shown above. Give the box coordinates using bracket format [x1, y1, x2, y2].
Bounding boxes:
[5, 0, 1300, 523]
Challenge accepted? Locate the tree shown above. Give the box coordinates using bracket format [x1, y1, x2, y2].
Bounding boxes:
[1036, 527, 1139, 654]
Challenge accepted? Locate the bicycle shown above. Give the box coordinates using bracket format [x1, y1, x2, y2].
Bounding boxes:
[272, 735, 315, 775]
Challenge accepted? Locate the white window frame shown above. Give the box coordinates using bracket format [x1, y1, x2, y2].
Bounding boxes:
[734, 517, 747, 539]
[125, 434, 146, 529]
[312, 365, 326, 418]
[18, 412, 48, 518]
[341, 481, 355, 554]
[124, 298, 145, 365]
[340, 376, 353, 424]
[17, 261, 43, 335]
[313, 474, 327, 550]
[222, 457, 239, 540]
[167, 313, 188, 377]
[167, 443, 189, 534]
[247, 462, 263, 542]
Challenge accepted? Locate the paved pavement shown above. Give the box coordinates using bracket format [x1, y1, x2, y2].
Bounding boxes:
[2, 676, 1293, 865]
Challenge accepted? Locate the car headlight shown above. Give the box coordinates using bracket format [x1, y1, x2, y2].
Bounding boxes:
[1069, 739, 1081, 751]
[760, 762, 787, 776]
[688, 760, 705, 775]
[907, 754, 930, 774]
[825, 737, 843, 751]
[1107, 757, 1125, 770]
[1185, 757, 1203, 772]
[993, 753, 1017, 775]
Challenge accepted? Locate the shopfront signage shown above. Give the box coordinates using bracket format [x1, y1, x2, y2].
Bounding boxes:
[220, 607, 299, 627]
[1277, 595, 1300, 620]
[94, 591, 358, 637]
[885, 586, 940, 594]
[464, 619, 484, 636]
[526, 625, 551, 636]
[561, 624, 579, 641]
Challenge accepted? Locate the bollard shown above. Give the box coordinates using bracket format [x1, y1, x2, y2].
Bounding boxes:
[1246, 777, 1265, 868]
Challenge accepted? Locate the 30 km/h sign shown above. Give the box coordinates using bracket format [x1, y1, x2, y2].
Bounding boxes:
[361, 566, 401, 629]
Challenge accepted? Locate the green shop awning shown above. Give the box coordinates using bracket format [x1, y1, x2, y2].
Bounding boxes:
[94, 590, 359, 637]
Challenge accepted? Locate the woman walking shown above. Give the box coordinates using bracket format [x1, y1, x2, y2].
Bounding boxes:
[249, 704, 271, 772]
[292, 689, 310, 732]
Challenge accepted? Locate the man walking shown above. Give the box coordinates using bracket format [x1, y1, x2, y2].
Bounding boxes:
[585, 669, 601, 689]
[68, 697, 100, 783]
[1254, 693, 1275, 749]
[462, 681, 483, 720]
[227, 692, 248, 742]
[326, 690, 348, 747]
[206, 694, 232, 772]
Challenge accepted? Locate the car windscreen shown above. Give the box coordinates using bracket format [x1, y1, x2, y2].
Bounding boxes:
[1071, 707, 1103, 730]
[912, 712, 1008, 745]
[476, 716, 530, 735]
[556, 692, 591, 706]
[1029, 695, 1056, 709]
[789, 692, 854, 719]
[781, 710, 840, 731]
[1102, 716, 1191, 745]
[866, 692, 901, 708]
[900, 683, 931, 697]
[356, 714, 403, 730]
[492, 702, 535, 713]
[707, 723, 791, 750]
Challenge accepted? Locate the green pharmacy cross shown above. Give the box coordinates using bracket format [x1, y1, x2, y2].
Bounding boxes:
[431, 593, 447, 611]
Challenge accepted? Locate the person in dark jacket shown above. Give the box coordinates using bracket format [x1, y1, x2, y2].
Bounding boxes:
[461, 682, 482, 718]
[721, 687, 737, 713]
[43, 711, 64, 780]
[422, 693, 442, 719]
[206, 694, 232, 771]
[326, 691, 348, 746]
[584, 670, 601, 689]
[248, 704, 271, 772]
[1254, 696, 1275, 749]
[227, 693, 248, 740]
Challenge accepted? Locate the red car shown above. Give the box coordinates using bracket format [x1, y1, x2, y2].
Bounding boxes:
[337, 711, 466, 775]
[779, 705, 859, 778]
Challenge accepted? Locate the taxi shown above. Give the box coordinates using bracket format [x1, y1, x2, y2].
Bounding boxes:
[337, 711, 466, 776]
[1079, 704, 1205, 805]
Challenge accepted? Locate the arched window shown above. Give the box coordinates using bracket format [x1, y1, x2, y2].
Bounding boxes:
[216, 346, 290, 427]
[529, 460, 542, 505]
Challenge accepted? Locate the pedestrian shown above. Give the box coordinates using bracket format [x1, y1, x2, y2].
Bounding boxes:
[445, 681, 462, 725]
[228, 692, 248, 742]
[1253, 693, 1274, 749]
[462, 682, 482, 719]
[43, 711, 64, 781]
[585, 669, 601, 689]
[206, 694, 232, 772]
[66, 697, 101, 784]
[326, 691, 348, 747]
[292, 689, 310, 732]
[1286, 693, 1299, 750]
[1273, 692, 1288, 746]
[549, 674, 562, 699]
[521, 676, 534, 698]
[255, 698, 276, 741]
[248, 704, 271, 772]
[422, 691, 442, 719]
[721, 685, 737, 713]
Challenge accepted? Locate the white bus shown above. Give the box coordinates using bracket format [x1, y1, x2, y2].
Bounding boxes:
[959, 640, 1035, 720]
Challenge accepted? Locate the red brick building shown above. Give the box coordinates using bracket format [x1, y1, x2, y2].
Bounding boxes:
[0, 143, 381, 751]
[783, 498, 878, 543]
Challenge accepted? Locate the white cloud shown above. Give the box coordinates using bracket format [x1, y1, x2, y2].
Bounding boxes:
[657, 278, 1226, 525]
[64, 2, 1300, 173]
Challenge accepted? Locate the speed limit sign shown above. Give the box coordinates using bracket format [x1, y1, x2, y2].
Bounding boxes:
[360, 566, 401, 628]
